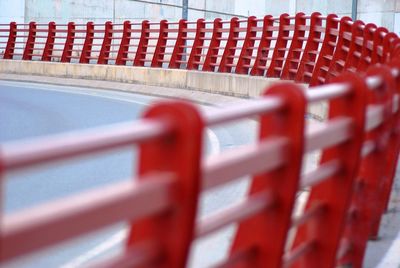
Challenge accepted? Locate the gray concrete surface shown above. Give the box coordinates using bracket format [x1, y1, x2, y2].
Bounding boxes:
[0, 60, 284, 98]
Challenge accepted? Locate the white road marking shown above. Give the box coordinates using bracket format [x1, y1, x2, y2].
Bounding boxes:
[376, 228, 400, 268]
[206, 128, 221, 156]
[0, 81, 152, 106]
[60, 229, 127, 268]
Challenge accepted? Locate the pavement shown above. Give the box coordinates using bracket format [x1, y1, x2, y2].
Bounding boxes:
[0, 74, 399, 267]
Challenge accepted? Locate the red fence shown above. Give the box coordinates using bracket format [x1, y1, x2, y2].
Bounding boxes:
[1, 13, 400, 268]
[1, 13, 399, 86]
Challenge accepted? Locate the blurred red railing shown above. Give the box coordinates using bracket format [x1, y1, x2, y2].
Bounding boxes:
[1, 12, 400, 268]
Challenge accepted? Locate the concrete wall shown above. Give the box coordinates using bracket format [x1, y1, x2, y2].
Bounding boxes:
[297, 0, 400, 33]
[0, 59, 284, 98]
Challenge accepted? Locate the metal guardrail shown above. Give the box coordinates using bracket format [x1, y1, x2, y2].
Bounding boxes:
[1, 12, 400, 268]
[1, 13, 399, 85]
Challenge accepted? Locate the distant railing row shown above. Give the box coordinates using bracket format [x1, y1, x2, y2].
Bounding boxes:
[1, 13, 399, 86]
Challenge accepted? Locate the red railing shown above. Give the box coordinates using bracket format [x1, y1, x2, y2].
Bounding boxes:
[1, 13, 399, 86]
[1, 13, 400, 268]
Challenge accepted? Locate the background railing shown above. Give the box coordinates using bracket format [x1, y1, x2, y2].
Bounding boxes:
[1, 12, 400, 268]
[1, 13, 399, 86]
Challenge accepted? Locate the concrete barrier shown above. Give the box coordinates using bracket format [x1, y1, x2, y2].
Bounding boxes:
[1, 60, 330, 121]
[0, 59, 284, 98]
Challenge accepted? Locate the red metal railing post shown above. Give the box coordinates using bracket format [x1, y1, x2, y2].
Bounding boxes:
[235, 16, 257, 75]
[366, 67, 395, 239]
[187, 18, 205, 70]
[281, 12, 307, 80]
[3, 22, 17, 59]
[292, 73, 367, 268]
[203, 18, 223, 72]
[324, 17, 354, 82]
[127, 101, 204, 267]
[357, 23, 377, 72]
[133, 20, 150, 67]
[371, 27, 388, 64]
[116, 21, 131, 65]
[339, 66, 395, 267]
[218, 17, 239, 73]
[61, 22, 75, 63]
[41, 21, 56, 62]
[22, 21, 37, 61]
[250, 15, 274, 76]
[266, 13, 290, 78]
[310, 14, 339, 86]
[295, 12, 323, 83]
[79, 21, 94, 64]
[230, 83, 306, 267]
[382, 32, 398, 64]
[169, 19, 187, 69]
[380, 60, 400, 212]
[343, 20, 365, 72]
[97, 21, 113, 65]
[151, 20, 168, 68]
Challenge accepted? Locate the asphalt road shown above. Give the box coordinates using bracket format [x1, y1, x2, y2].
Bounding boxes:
[0, 80, 257, 267]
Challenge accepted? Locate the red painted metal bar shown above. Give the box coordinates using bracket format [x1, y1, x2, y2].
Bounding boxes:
[133, 20, 150, 67]
[381, 63, 400, 213]
[371, 27, 388, 64]
[310, 14, 339, 86]
[22, 21, 37, 60]
[382, 32, 398, 64]
[203, 18, 223, 72]
[324, 17, 354, 82]
[127, 101, 204, 267]
[187, 18, 205, 70]
[169, 19, 187, 69]
[97, 21, 113, 65]
[344, 20, 365, 72]
[41, 22, 56, 61]
[79, 22, 95, 64]
[366, 67, 395, 239]
[235, 16, 257, 74]
[61, 22, 75, 63]
[229, 83, 306, 267]
[338, 66, 395, 267]
[291, 72, 367, 268]
[151, 20, 169, 67]
[3, 22, 17, 59]
[281, 12, 307, 80]
[295, 12, 322, 83]
[250, 15, 274, 76]
[218, 17, 239, 73]
[357, 23, 377, 72]
[0, 176, 174, 263]
[115, 21, 131, 65]
[267, 13, 290, 78]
